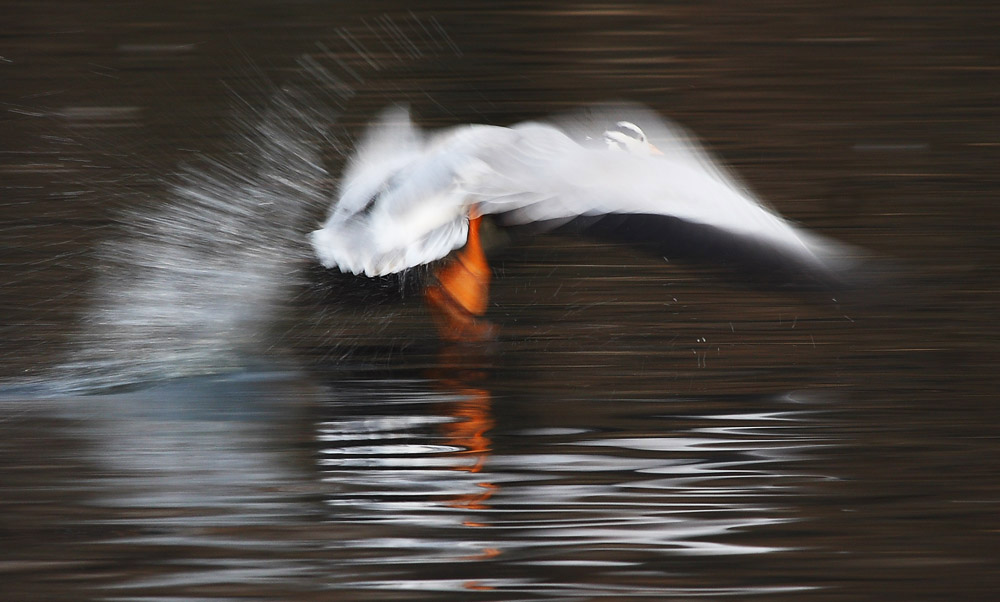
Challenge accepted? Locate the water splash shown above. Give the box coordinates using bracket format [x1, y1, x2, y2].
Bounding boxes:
[47, 15, 462, 393]
[57, 89, 333, 392]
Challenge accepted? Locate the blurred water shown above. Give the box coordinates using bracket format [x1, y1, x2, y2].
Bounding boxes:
[2, 2, 999, 601]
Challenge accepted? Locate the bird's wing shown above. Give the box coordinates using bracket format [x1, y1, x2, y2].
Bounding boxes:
[464, 118, 856, 282]
[552, 101, 753, 190]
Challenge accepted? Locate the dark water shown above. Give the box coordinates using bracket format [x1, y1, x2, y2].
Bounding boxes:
[2, 2, 998, 600]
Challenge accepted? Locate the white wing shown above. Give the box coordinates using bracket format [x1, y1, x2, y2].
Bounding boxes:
[463, 114, 853, 278]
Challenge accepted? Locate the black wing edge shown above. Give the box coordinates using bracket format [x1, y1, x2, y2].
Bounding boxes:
[550, 213, 875, 292]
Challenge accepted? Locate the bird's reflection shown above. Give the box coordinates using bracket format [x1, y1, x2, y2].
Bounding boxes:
[316, 341, 503, 582]
[5, 357, 842, 599]
[427, 344, 500, 574]
[25, 340, 840, 599]
[428, 344, 498, 504]
[314, 348, 841, 598]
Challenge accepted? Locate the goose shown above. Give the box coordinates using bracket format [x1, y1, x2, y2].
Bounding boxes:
[310, 103, 856, 340]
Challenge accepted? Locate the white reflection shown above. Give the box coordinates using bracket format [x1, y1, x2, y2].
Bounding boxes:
[48, 373, 323, 596]
[317, 377, 838, 596]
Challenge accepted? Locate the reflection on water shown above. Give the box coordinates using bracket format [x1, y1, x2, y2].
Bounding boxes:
[0, 366, 838, 599]
[0, 374, 322, 599]
[305, 345, 829, 597]
[320, 382, 829, 596]
[4, 350, 1000, 599]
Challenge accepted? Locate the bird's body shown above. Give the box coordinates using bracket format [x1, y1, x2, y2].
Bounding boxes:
[311, 104, 853, 283]
[310, 103, 862, 340]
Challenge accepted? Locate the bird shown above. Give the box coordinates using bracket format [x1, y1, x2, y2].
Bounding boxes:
[310, 103, 858, 340]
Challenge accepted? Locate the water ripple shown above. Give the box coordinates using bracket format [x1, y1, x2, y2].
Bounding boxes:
[313, 378, 837, 596]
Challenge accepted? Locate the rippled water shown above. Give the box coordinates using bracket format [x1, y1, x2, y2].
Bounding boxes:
[2, 2, 998, 600]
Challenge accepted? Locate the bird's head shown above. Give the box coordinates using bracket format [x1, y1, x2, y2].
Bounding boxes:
[603, 121, 663, 156]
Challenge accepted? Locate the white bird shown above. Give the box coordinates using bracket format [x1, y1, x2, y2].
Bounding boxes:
[310, 103, 857, 339]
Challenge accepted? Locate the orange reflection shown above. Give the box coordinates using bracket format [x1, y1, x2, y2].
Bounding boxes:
[428, 343, 500, 558]
[441, 393, 494, 475]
